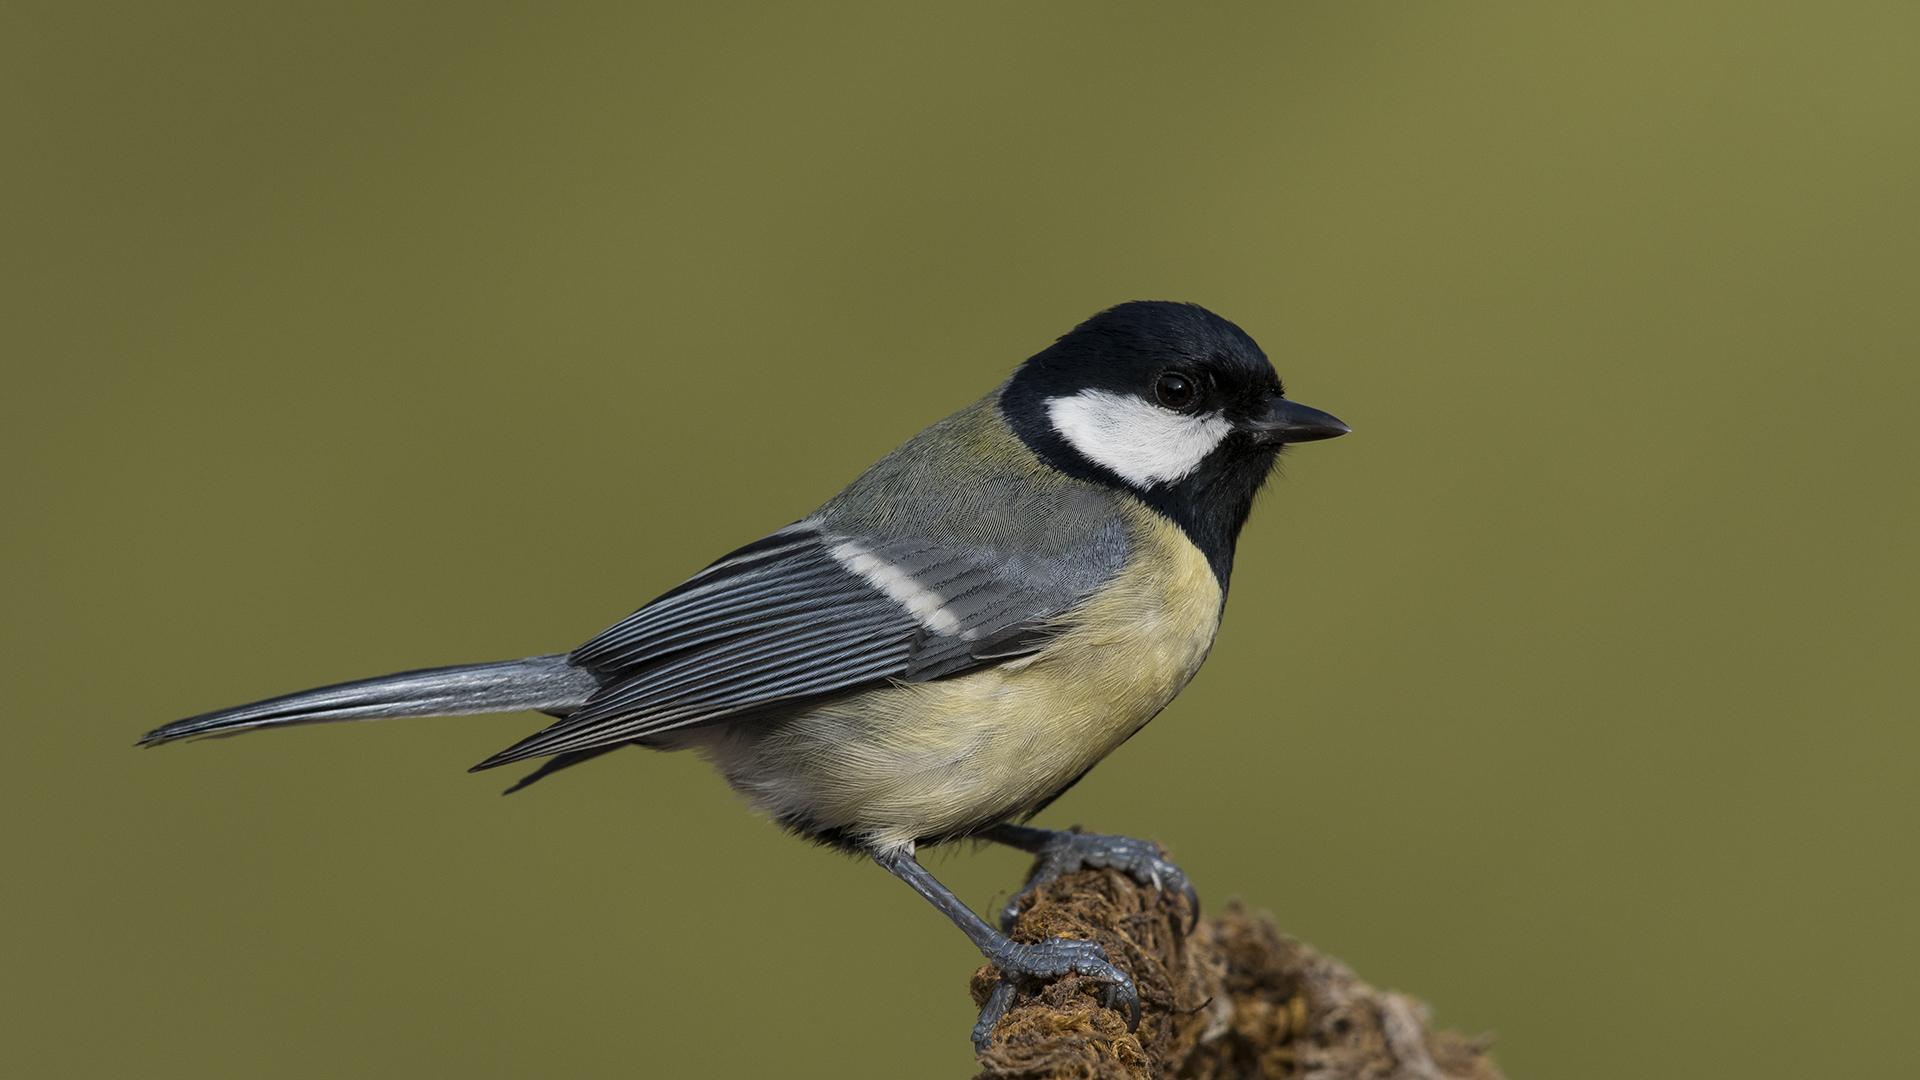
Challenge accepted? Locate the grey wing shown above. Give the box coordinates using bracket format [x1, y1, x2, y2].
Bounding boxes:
[469, 526, 1077, 770]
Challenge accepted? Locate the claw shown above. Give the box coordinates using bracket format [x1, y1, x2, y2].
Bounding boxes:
[1177, 876, 1201, 933]
[995, 827, 1201, 933]
[976, 935, 1141, 1043]
[1106, 973, 1142, 1031]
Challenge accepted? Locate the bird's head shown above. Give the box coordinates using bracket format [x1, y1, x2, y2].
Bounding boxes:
[1000, 301, 1350, 585]
[1003, 301, 1347, 489]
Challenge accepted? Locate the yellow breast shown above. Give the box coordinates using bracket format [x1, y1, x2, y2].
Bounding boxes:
[696, 502, 1224, 851]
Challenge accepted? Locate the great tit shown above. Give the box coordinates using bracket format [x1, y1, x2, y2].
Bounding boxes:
[140, 300, 1349, 1047]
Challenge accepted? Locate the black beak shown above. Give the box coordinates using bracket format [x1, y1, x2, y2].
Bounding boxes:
[1244, 397, 1351, 444]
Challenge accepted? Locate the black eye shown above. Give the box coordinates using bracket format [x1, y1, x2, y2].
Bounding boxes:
[1154, 371, 1196, 410]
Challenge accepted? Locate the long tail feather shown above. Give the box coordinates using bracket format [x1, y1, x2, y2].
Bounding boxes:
[498, 744, 628, 795]
[139, 654, 601, 746]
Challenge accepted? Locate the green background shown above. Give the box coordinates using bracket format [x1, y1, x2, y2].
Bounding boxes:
[4, 3, 1915, 1077]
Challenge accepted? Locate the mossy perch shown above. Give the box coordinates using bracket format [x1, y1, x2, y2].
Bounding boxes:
[972, 848, 1503, 1080]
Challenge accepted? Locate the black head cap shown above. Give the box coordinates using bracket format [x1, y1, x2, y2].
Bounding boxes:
[1000, 301, 1347, 589]
[1008, 301, 1283, 417]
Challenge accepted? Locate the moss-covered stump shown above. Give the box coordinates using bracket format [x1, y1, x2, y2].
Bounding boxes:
[970, 854, 1503, 1080]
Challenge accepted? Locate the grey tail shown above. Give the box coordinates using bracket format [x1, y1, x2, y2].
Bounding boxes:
[138, 654, 601, 747]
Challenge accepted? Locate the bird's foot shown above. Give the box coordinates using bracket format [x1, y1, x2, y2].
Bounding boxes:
[971, 934, 1139, 1051]
[990, 825, 1198, 933]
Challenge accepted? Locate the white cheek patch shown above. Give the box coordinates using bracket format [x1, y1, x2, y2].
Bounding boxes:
[1046, 390, 1234, 487]
[829, 540, 962, 635]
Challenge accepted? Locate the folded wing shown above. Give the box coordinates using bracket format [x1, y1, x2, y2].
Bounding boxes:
[469, 525, 1077, 770]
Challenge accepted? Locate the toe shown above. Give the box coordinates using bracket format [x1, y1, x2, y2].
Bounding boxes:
[971, 980, 1017, 1051]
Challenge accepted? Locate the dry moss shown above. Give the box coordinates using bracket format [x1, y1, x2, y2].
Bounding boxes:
[970, 854, 1503, 1080]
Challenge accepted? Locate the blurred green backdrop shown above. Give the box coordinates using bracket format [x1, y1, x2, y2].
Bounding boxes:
[3, 2, 1915, 1077]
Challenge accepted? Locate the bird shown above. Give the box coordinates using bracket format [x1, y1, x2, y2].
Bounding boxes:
[139, 300, 1350, 1048]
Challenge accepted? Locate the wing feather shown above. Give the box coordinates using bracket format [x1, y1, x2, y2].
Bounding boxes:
[472, 525, 1092, 771]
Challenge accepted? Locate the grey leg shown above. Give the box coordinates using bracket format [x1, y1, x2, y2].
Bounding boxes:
[872, 847, 1140, 1051]
[983, 823, 1200, 932]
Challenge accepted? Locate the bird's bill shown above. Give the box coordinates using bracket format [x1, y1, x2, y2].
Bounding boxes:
[1244, 397, 1351, 443]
